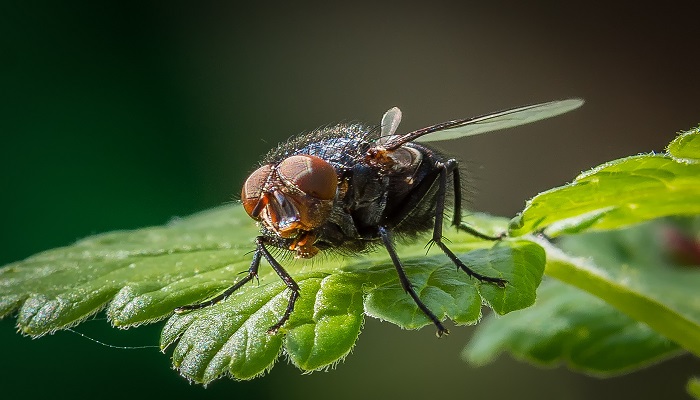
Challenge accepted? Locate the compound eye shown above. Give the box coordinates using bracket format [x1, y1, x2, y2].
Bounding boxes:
[277, 155, 337, 200]
[241, 164, 273, 218]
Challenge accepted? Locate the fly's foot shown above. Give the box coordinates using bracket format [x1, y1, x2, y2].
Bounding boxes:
[470, 270, 508, 288]
[456, 223, 507, 241]
[486, 276, 508, 288]
[267, 325, 281, 335]
[459, 269, 508, 289]
[265, 289, 300, 335]
[436, 325, 450, 338]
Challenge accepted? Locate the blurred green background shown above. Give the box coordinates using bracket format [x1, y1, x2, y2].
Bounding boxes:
[1, 1, 699, 399]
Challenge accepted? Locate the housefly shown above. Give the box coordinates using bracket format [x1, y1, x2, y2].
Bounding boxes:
[176, 98, 584, 337]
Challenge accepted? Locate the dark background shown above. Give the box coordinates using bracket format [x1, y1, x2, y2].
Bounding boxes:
[1, 1, 699, 399]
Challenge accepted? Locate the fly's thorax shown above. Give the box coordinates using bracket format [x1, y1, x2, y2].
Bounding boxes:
[365, 143, 423, 175]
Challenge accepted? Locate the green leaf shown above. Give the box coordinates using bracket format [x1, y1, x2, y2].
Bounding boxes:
[668, 126, 700, 163]
[0, 206, 545, 383]
[467, 219, 700, 374]
[547, 220, 700, 357]
[689, 376, 700, 400]
[509, 127, 700, 237]
[0, 207, 253, 333]
[465, 280, 681, 375]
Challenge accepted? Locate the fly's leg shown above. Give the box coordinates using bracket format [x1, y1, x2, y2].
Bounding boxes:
[174, 249, 263, 313]
[379, 225, 449, 337]
[381, 154, 504, 242]
[456, 223, 506, 241]
[175, 236, 301, 335]
[256, 236, 301, 334]
[433, 160, 507, 287]
[449, 161, 506, 241]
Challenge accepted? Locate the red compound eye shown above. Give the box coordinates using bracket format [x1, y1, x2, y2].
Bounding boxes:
[241, 164, 273, 218]
[277, 155, 337, 200]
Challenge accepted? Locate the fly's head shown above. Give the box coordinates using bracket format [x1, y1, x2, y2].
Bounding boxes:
[241, 154, 338, 258]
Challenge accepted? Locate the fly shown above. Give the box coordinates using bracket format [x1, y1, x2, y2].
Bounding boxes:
[175, 98, 584, 337]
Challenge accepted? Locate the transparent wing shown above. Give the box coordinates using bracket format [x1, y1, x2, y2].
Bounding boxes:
[382, 98, 584, 150]
[380, 107, 402, 137]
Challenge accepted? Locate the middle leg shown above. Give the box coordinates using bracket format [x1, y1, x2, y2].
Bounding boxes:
[378, 225, 449, 337]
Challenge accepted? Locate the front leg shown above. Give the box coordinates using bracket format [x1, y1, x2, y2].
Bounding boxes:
[175, 246, 263, 313]
[176, 236, 301, 335]
[254, 236, 302, 334]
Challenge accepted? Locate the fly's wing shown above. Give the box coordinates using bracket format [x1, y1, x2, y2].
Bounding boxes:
[381, 107, 402, 137]
[382, 98, 584, 150]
